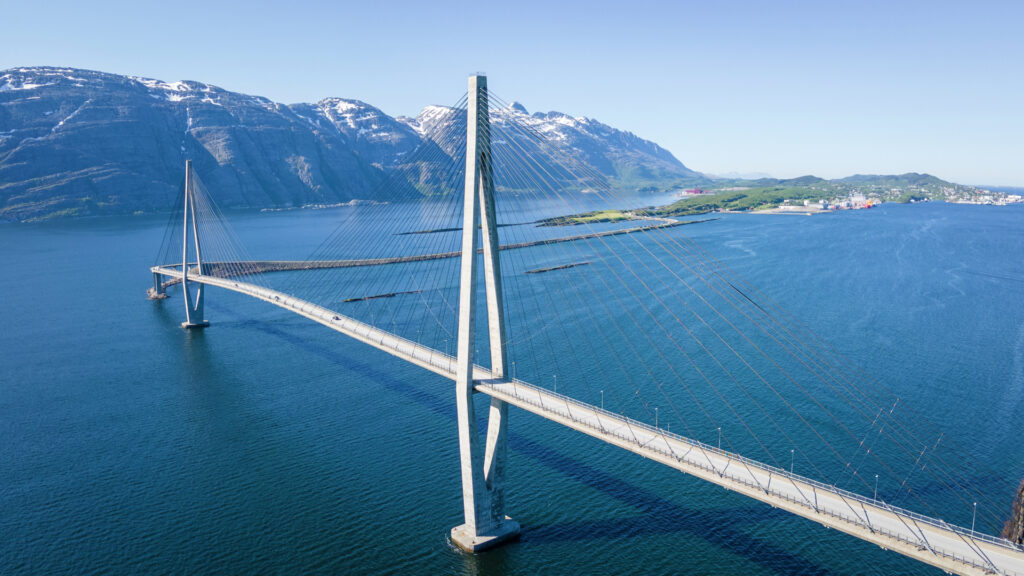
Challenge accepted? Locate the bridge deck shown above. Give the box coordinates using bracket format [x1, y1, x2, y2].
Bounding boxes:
[152, 266, 1024, 576]
[155, 217, 712, 286]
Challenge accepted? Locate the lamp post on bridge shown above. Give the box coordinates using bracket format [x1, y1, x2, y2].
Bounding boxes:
[972, 502, 977, 536]
[445, 338, 451, 373]
[790, 449, 795, 474]
[600, 390, 603, 410]
[717, 427, 721, 450]
[874, 474, 879, 501]
[655, 407, 658, 428]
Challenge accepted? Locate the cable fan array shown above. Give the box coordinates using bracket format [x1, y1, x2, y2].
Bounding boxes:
[151, 86, 1019, 538]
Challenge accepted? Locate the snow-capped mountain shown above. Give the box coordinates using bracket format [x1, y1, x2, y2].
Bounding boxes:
[0, 67, 698, 221]
[291, 98, 423, 168]
[394, 101, 697, 188]
[0, 67, 397, 221]
[495, 102, 694, 188]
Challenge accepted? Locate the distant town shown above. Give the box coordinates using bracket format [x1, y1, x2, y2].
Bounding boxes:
[676, 182, 1024, 215]
[642, 173, 1024, 218]
[547, 175, 1023, 225]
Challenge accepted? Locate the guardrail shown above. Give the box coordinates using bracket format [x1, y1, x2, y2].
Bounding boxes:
[482, 377, 1024, 574]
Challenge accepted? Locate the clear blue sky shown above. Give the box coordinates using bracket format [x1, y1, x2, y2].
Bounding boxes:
[3, 0, 1022, 185]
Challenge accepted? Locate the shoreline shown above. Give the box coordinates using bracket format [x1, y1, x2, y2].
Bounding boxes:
[5, 196, 1022, 226]
[699, 198, 1024, 217]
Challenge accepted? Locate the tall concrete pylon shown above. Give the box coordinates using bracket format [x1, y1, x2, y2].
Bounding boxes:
[180, 160, 209, 329]
[450, 75, 520, 552]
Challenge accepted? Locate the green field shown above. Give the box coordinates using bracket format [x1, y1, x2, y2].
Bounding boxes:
[540, 172, 1013, 224]
[538, 209, 635, 226]
[646, 187, 825, 217]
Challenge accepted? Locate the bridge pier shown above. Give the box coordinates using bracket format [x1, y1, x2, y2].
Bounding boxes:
[450, 392, 519, 552]
[179, 159, 209, 329]
[450, 74, 519, 553]
[147, 272, 169, 300]
[181, 282, 208, 329]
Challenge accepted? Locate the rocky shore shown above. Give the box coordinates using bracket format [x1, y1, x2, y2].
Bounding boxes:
[1004, 479, 1024, 545]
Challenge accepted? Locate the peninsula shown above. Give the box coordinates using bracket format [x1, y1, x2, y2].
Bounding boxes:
[542, 173, 1022, 224]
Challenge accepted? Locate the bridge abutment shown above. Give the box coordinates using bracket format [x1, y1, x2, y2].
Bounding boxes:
[147, 272, 169, 300]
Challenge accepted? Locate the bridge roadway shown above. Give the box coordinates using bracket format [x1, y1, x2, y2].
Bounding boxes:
[156, 217, 713, 289]
[152, 265, 1024, 576]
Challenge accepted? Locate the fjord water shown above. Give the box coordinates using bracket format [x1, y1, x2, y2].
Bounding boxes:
[2, 201, 1022, 575]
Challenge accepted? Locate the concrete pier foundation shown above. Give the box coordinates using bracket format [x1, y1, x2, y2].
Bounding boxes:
[147, 272, 169, 300]
[451, 517, 521, 552]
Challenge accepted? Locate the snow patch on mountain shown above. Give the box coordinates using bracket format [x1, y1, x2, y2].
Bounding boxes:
[314, 98, 420, 148]
[0, 67, 97, 91]
[130, 76, 227, 103]
[0, 76, 58, 92]
[52, 99, 92, 133]
[398, 105, 459, 137]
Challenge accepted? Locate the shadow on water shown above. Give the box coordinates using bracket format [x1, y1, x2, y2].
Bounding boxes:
[150, 292, 265, 436]
[148, 291, 180, 325]
[196, 299, 837, 575]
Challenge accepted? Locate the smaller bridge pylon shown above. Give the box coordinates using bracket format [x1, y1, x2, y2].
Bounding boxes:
[180, 159, 209, 329]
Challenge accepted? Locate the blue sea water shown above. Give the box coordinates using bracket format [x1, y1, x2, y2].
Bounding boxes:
[1, 201, 1022, 575]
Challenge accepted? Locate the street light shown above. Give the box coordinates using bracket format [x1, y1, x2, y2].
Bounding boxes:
[600, 390, 604, 410]
[972, 502, 977, 536]
[874, 474, 879, 500]
[655, 407, 658, 428]
[717, 427, 722, 450]
[790, 449, 795, 474]
[553, 374, 557, 394]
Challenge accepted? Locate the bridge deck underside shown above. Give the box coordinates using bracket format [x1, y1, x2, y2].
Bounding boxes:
[152, 266, 1024, 576]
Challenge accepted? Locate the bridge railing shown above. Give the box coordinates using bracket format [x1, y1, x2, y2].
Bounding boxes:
[497, 376, 1024, 557]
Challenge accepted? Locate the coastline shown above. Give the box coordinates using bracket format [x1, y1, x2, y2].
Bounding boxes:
[679, 197, 1024, 218]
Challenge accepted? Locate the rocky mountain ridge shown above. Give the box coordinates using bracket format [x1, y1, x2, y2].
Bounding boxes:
[0, 67, 697, 221]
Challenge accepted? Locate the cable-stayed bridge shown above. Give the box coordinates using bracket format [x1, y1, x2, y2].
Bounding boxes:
[149, 76, 1024, 575]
